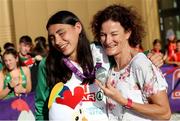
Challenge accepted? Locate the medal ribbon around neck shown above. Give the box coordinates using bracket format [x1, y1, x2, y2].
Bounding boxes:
[62, 57, 95, 81]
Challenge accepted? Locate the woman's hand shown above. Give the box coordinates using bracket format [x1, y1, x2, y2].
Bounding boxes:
[14, 84, 26, 94]
[147, 52, 164, 67]
[95, 79, 126, 105]
[10, 79, 18, 88]
[35, 55, 43, 61]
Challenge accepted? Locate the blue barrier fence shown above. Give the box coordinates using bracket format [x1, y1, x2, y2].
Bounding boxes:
[0, 92, 35, 120]
[161, 65, 180, 112]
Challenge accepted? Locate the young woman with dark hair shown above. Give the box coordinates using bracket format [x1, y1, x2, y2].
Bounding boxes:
[35, 10, 110, 121]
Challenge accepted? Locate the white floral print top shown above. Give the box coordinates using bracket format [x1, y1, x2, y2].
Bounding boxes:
[108, 53, 168, 121]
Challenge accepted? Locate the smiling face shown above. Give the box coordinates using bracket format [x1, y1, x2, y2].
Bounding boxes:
[19, 43, 32, 56]
[48, 23, 82, 60]
[3, 53, 18, 71]
[99, 20, 131, 56]
[154, 42, 162, 51]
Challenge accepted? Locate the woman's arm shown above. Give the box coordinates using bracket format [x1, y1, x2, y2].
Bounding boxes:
[0, 72, 12, 99]
[96, 54, 171, 120]
[130, 90, 171, 120]
[96, 80, 171, 120]
[0, 72, 9, 99]
[130, 57, 171, 120]
[0, 87, 11, 99]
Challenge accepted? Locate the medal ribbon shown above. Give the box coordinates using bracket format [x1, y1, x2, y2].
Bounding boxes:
[62, 58, 102, 80]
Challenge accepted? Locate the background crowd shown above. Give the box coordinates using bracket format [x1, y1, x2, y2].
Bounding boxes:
[0, 35, 48, 99]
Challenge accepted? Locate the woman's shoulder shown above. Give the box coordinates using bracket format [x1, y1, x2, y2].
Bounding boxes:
[21, 66, 30, 73]
[131, 53, 152, 69]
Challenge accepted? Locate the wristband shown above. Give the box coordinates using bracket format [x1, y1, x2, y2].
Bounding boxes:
[124, 98, 132, 109]
[7, 83, 14, 93]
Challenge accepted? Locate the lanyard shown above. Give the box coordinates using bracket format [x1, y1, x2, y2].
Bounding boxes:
[62, 58, 90, 80]
[62, 58, 102, 81]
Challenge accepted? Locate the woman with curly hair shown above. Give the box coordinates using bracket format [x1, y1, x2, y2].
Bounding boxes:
[91, 4, 171, 121]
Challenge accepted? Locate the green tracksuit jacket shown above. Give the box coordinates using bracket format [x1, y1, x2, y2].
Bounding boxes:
[35, 58, 50, 120]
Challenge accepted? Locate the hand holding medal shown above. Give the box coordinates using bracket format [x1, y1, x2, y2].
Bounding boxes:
[95, 65, 108, 85]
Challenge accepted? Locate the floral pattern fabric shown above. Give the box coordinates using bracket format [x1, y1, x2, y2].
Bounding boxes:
[107, 53, 168, 121]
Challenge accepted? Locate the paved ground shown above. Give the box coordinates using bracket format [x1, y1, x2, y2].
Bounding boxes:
[171, 113, 180, 121]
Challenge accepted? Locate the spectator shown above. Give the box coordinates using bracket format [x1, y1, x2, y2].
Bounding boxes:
[32, 36, 48, 62]
[165, 29, 177, 61]
[165, 40, 180, 66]
[152, 39, 163, 54]
[19, 35, 34, 67]
[31, 36, 48, 92]
[0, 49, 32, 99]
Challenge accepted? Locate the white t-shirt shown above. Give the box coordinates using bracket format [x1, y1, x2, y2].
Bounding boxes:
[49, 44, 110, 121]
[107, 53, 168, 121]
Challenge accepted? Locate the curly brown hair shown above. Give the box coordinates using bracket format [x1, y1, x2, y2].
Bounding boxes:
[91, 4, 145, 48]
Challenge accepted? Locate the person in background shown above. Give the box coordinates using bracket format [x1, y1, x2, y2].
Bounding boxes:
[152, 39, 163, 54]
[0, 42, 16, 71]
[0, 42, 15, 70]
[32, 36, 48, 63]
[91, 4, 171, 121]
[151, 39, 166, 61]
[19, 35, 34, 67]
[165, 39, 180, 66]
[0, 49, 32, 99]
[30, 36, 48, 92]
[165, 29, 177, 62]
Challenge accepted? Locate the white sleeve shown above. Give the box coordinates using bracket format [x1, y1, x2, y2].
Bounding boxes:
[132, 54, 168, 98]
